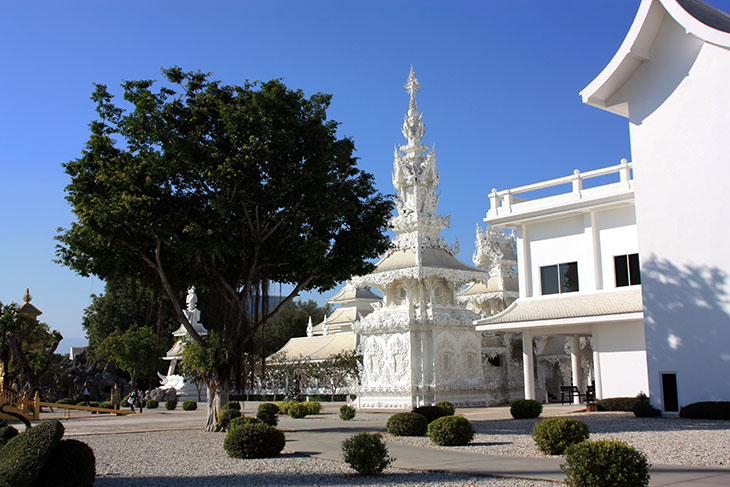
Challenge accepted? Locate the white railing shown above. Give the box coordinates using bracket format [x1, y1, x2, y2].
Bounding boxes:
[488, 159, 633, 215]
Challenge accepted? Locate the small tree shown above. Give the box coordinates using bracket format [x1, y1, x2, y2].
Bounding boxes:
[0, 302, 62, 399]
[95, 326, 166, 389]
[313, 351, 361, 400]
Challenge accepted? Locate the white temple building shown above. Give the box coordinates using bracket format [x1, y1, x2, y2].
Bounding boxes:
[272, 283, 380, 363]
[477, 0, 730, 412]
[352, 68, 490, 409]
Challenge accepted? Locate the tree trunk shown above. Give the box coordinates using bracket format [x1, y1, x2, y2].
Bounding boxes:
[205, 375, 230, 432]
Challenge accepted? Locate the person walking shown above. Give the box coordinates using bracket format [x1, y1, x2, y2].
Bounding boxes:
[82, 382, 91, 406]
[128, 389, 137, 412]
[137, 389, 144, 414]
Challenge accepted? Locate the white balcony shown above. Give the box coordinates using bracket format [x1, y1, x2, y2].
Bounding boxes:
[486, 159, 635, 226]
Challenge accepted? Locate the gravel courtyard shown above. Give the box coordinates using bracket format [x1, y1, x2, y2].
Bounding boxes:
[77, 430, 557, 487]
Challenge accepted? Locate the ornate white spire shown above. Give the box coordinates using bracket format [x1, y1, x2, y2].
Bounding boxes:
[391, 68, 454, 255]
[306, 316, 313, 337]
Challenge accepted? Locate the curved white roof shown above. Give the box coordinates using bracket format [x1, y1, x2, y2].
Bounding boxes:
[581, 0, 730, 116]
[270, 332, 355, 363]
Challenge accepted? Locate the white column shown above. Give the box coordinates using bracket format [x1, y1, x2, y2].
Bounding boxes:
[590, 211, 602, 290]
[522, 330, 536, 400]
[516, 225, 532, 298]
[570, 335, 583, 404]
[592, 346, 603, 400]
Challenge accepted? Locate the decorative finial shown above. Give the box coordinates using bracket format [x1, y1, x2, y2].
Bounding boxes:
[306, 316, 313, 338]
[24, 288, 31, 303]
[404, 66, 421, 116]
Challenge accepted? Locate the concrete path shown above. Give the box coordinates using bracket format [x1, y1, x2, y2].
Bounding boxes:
[22, 402, 730, 486]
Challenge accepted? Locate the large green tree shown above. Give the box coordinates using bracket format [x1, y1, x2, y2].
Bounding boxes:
[56, 68, 392, 430]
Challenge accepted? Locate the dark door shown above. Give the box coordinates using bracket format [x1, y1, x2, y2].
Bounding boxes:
[661, 373, 679, 412]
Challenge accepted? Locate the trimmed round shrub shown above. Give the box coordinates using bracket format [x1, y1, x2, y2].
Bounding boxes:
[32, 438, 96, 487]
[0, 421, 19, 447]
[0, 420, 64, 487]
[412, 405, 448, 423]
[679, 401, 730, 419]
[339, 405, 356, 421]
[230, 409, 241, 420]
[302, 401, 321, 415]
[56, 398, 75, 405]
[563, 439, 650, 487]
[275, 401, 293, 414]
[228, 401, 241, 410]
[341, 432, 393, 475]
[633, 400, 661, 418]
[288, 402, 308, 419]
[258, 402, 280, 415]
[100, 401, 114, 409]
[510, 399, 542, 419]
[144, 399, 158, 409]
[427, 415, 474, 446]
[386, 412, 428, 436]
[165, 400, 177, 410]
[435, 400, 455, 416]
[256, 409, 278, 426]
[532, 417, 590, 455]
[224, 422, 286, 458]
[230, 416, 261, 429]
[182, 400, 197, 411]
[596, 397, 641, 412]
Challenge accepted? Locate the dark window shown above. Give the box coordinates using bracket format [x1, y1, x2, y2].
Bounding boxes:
[615, 253, 641, 287]
[540, 262, 579, 295]
[540, 265, 560, 295]
[661, 373, 679, 412]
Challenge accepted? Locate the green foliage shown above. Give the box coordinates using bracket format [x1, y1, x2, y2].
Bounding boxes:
[258, 402, 280, 415]
[230, 409, 241, 420]
[427, 416, 474, 446]
[216, 407, 240, 427]
[257, 403, 280, 426]
[32, 439, 96, 487]
[339, 405, 356, 421]
[309, 350, 362, 400]
[224, 422, 286, 459]
[0, 302, 62, 398]
[633, 400, 661, 418]
[56, 69, 394, 431]
[510, 399, 543, 419]
[56, 398, 75, 405]
[182, 400, 197, 411]
[679, 401, 730, 419]
[386, 412, 428, 436]
[596, 397, 641, 412]
[228, 401, 241, 410]
[288, 402, 308, 418]
[230, 416, 262, 429]
[532, 417, 590, 455]
[342, 432, 393, 475]
[274, 401, 292, 414]
[256, 409, 278, 426]
[562, 439, 650, 487]
[435, 401, 455, 416]
[0, 420, 64, 487]
[95, 326, 166, 388]
[0, 421, 18, 447]
[302, 401, 321, 414]
[412, 405, 449, 423]
[145, 399, 159, 409]
[165, 400, 177, 410]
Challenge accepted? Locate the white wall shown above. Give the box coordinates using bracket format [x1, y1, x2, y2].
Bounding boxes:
[594, 320, 649, 398]
[618, 14, 730, 409]
[596, 206, 639, 290]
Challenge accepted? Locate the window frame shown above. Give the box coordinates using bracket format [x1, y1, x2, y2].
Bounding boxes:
[540, 261, 579, 295]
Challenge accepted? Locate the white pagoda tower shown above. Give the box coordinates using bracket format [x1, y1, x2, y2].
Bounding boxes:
[352, 68, 490, 409]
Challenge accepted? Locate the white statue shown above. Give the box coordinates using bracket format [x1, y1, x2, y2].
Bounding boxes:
[183, 286, 201, 325]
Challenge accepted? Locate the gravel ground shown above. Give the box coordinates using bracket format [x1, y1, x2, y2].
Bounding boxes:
[74, 430, 557, 487]
[390, 412, 730, 467]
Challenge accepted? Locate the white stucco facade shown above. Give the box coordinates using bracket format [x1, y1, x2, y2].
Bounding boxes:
[477, 163, 649, 402]
[581, 0, 730, 411]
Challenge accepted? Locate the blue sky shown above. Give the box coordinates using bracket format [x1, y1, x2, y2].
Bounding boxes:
[3, 0, 730, 352]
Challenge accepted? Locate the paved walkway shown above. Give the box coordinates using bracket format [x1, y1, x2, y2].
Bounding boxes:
[24, 402, 730, 486]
